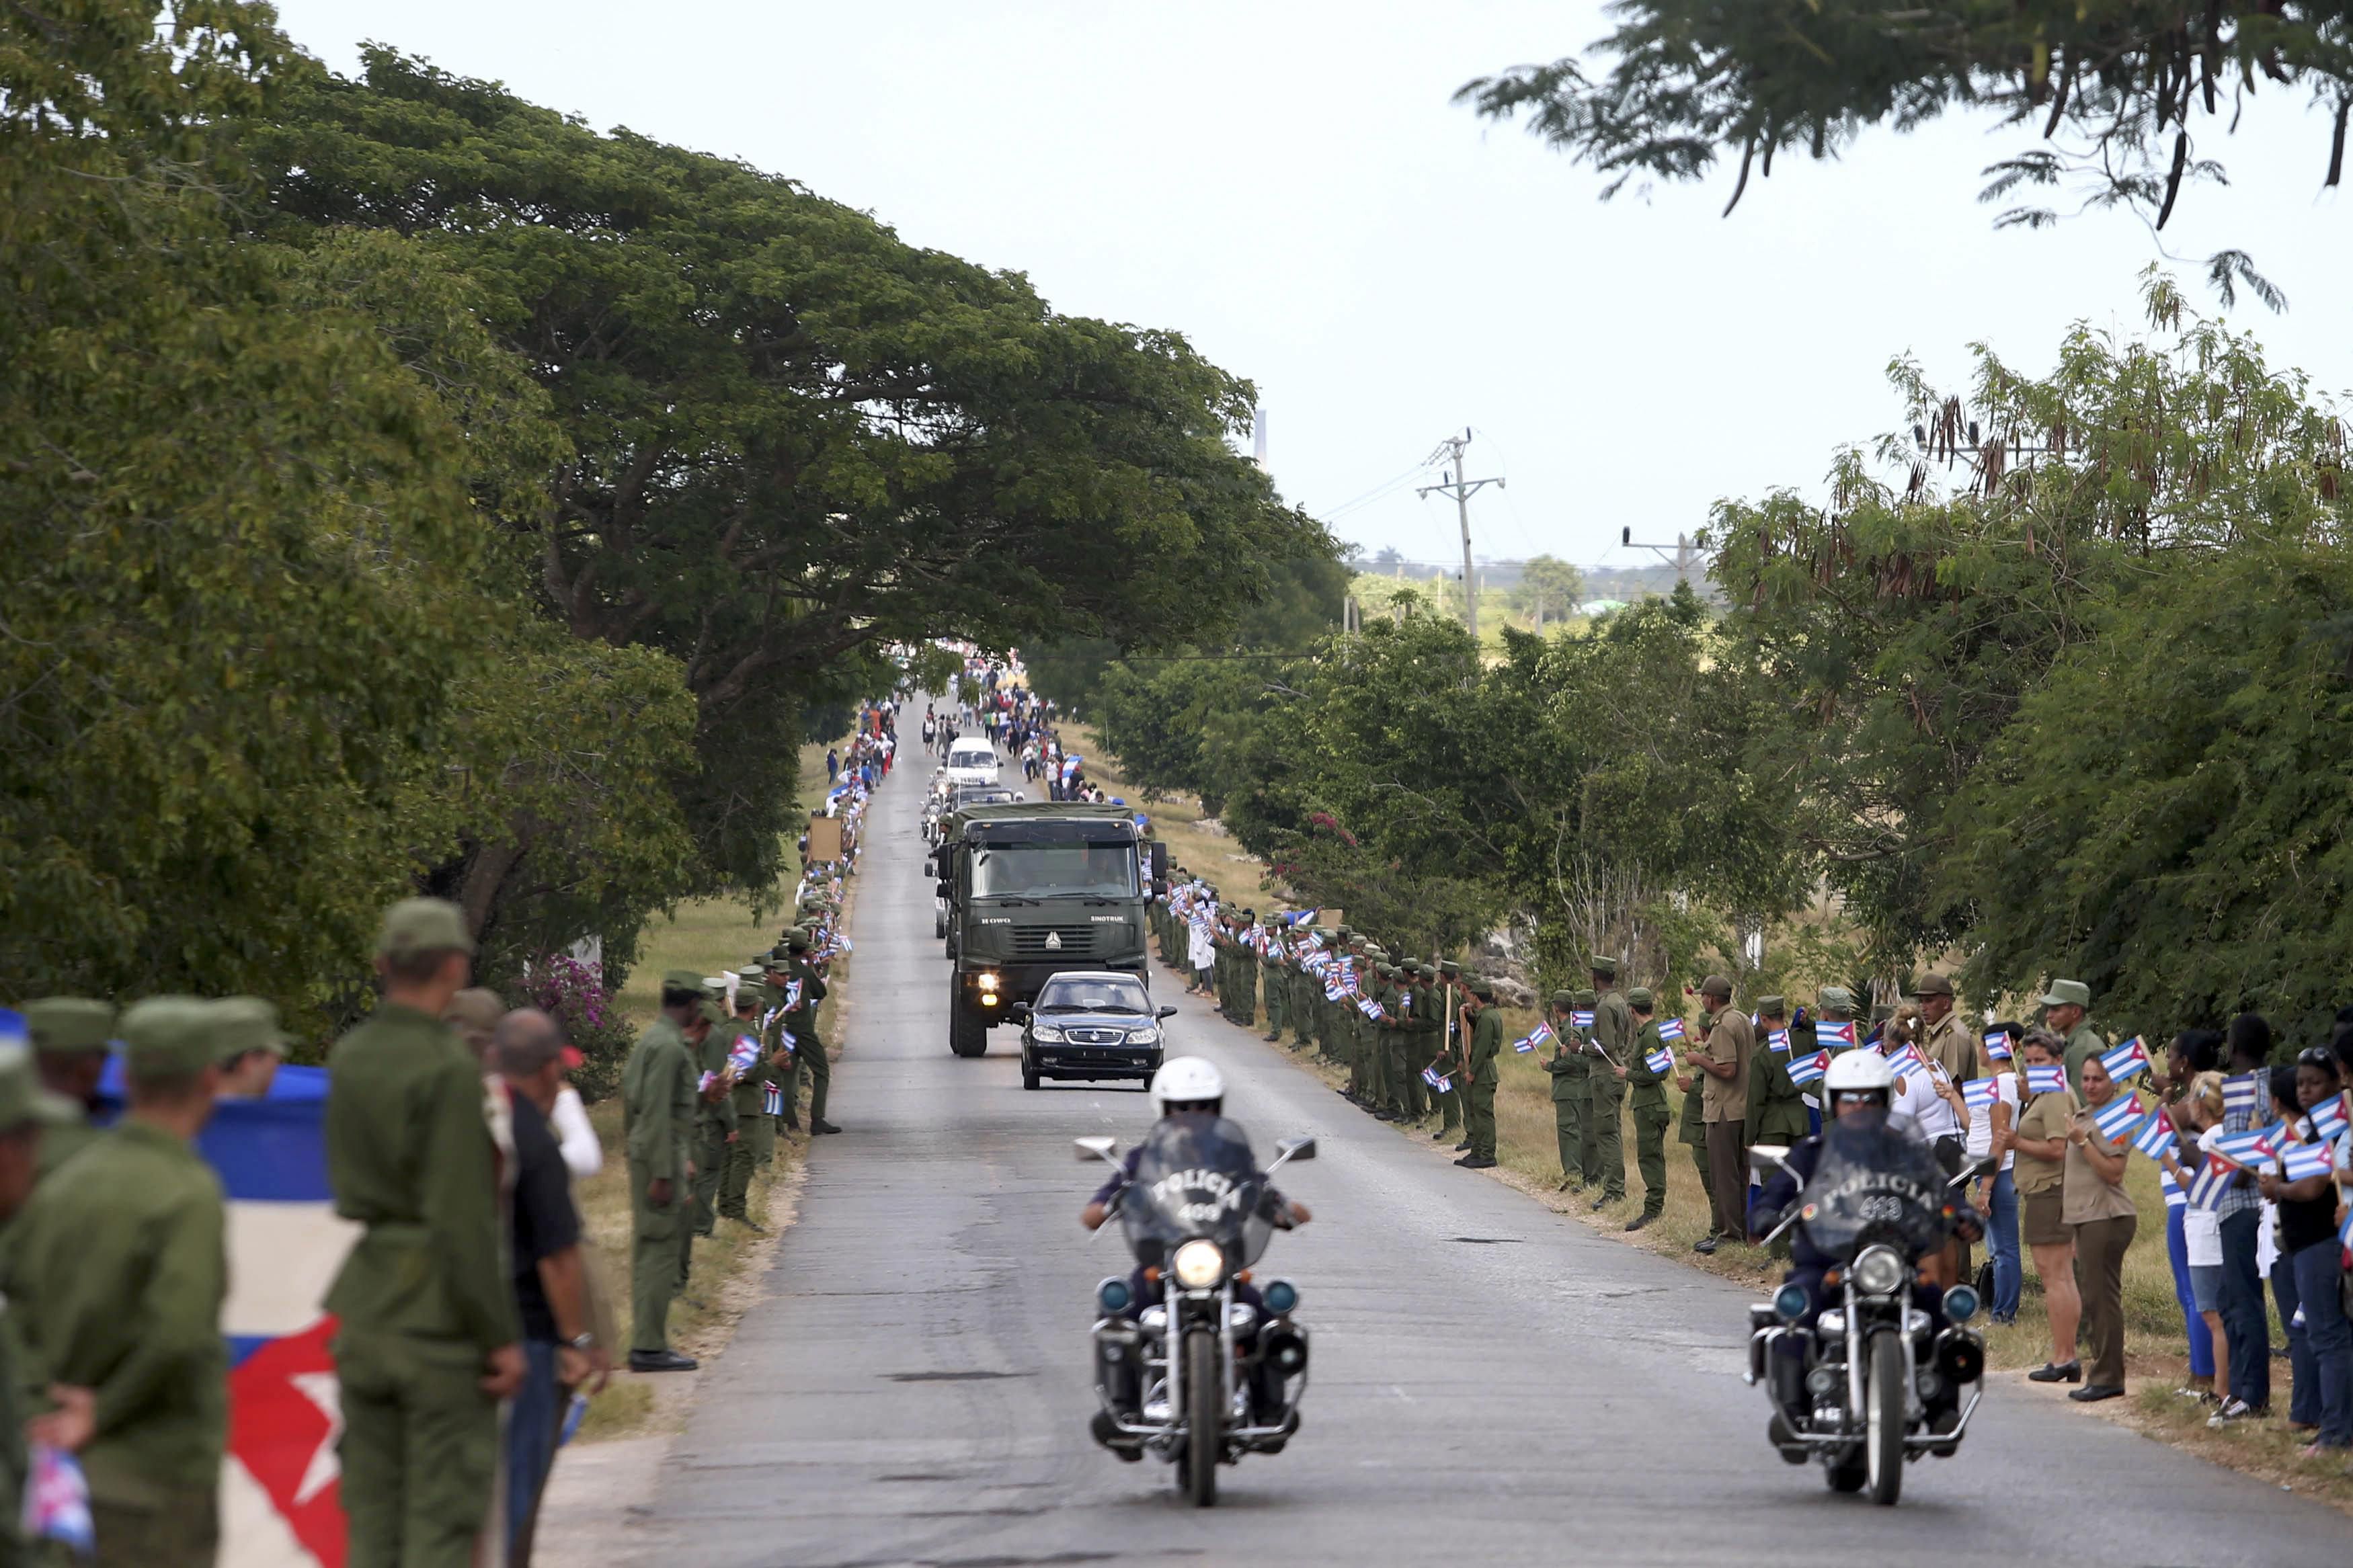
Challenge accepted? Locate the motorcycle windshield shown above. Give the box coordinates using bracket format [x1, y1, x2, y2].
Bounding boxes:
[1118, 1116, 1278, 1272]
[1795, 1114, 1953, 1261]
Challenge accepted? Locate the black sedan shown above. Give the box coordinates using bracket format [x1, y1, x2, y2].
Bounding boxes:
[1012, 971, 1175, 1091]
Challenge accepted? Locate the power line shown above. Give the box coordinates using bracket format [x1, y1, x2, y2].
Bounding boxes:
[1416, 429, 1502, 644]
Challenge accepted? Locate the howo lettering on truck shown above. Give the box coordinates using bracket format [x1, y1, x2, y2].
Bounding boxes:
[932, 801, 1168, 1057]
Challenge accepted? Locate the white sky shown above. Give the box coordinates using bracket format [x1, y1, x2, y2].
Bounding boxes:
[273, 1, 2351, 574]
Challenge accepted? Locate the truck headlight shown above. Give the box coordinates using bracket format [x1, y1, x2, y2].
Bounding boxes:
[1171, 1239, 1225, 1289]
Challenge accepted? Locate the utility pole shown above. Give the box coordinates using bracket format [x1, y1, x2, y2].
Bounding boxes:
[1418, 429, 1503, 643]
[1620, 526, 1700, 587]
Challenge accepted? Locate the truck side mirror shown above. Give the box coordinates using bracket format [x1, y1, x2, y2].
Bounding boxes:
[1150, 841, 1170, 882]
[935, 879, 951, 898]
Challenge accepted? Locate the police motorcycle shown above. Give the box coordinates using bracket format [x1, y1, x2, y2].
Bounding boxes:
[1743, 1050, 1991, 1506]
[1076, 1073, 1313, 1506]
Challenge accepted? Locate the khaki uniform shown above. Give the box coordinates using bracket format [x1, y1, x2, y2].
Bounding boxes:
[9, 1123, 227, 1568]
[1920, 1009, 1976, 1083]
[1700, 1006, 1755, 1240]
[323, 1001, 519, 1568]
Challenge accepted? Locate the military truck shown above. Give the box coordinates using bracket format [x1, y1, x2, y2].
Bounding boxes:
[932, 800, 1167, 1057]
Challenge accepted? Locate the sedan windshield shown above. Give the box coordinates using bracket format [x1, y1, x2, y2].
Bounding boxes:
[970, 841, 1138, 899]
[1036, 977, 1152, 1014]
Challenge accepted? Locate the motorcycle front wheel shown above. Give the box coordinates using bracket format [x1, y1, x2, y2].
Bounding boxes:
[1183, 1329, 1220, 1507]
[1864, 1329, 1905, 1506]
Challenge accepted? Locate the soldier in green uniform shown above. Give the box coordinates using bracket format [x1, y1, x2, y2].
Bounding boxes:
[10, 998, 227, 1568]
[1259, 916, 1286, 1042]
[1586, 958, 1634, 1208]
[1455, 978, 1503, 1168]
[1677, 996, 1713, 1210]
[1434, 961, 1468, 1145]
[760, 949, 803, 1136]
[1322, 926, 1353, 1065]
[621, 971, 702, 1373]
[1623, 987, 1674, 1230]
[323, 901, 523, 1568]
[1742, 995, 1810, 1256]
[21, 997, 112, 1180]
[0, 1042, 79, 1566]
[718, 977, 769, 1228]
[784, 927, 838, 1134]
[2038, 978, 2105, 1094]
[1396, 962, 1431, 1123]
[1376, 960, 1410, 1121]
[1289, 934, 1320, 1049]
[1541, 989, 1588, 1191]
[690, 991, 740, 1238]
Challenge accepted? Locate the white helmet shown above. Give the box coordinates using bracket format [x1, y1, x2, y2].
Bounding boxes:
[1150, 1056, 1225, 1110]
[1823, 1047, 1895, 1097]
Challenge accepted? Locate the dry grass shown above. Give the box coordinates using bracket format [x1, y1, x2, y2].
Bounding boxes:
[1062, 727, 1274, 902]
[573, 736, 852, 1442]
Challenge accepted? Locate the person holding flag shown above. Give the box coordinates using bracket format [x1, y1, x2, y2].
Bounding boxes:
[2059, 1053, 2141, 1403]
[1540, 991, 1589, 1193]
[1964, 1025, 2026, 1325]
[1741, 996, 1810, 1249]
[2255, 1050, 2352, 1454]
[1583, 958, 1635, 1210]
[2152, 1071, 2233, 1419]
[1689, 975, 1753, 1253]
[1622, 989, 1675, 1231]
[1455, 978, 1505, 1170]
[2007, 1029, 2084, 1385]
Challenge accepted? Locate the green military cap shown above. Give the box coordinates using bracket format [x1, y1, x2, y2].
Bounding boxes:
[2038, 978, 2091, 1009]
[1816, 985, 1855, 1012]
[697, 999, 729, 1028]
[22, 997, 114, 1055]
[787, 928, 813, 952]
[1438, 960, 1460, 977]
[661, 968, 706, 995]
[1756, 995, 1788, 1019]
[1574, 988, 1596, 1007]
[1699, 973, 1733, 999]
[1334, 925, 1353, 940]
[1588, 954, 1618, 980]
[378, 897, 475, 959]
[206, 996, 288, 1061]
[0, 1046, 75, 1129]
[1378, 962, 1400, 979]
[1468, 977, 1498, 1002]
[1626, 987, 1654, 1010]
[1240, 908, 1255, 919]
[761, 948, 793, 970]
[1311, 927, 1333, 941]
[1550, 989, 1575, 1009]
[119, 996, 218, 1077]
[1402, 960, 1426, 977]
[1913, 972, 1955, 999]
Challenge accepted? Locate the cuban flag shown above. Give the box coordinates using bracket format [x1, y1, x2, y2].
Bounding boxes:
[24, 1444, 95, 1554]
[1518, 1022, 1554, 1054]
[1323, 976, 1345, 1003]
[1421, 1066, 1445, 1091]
[1357, 995, 1384, 1022]
[2098, 1036, 2152, 1084]
[2280, 1141, 2335, 1182]
[2340, 1205, 2353, 1258]
[2130, 1108, 2177, 1159]
[1962, 1077, 1998, 1112]
[1787, 1050, 1829, 1088]
[1982, 1031, 2013, 1063]
[2308, 1094, 2349, 1147]
[762, 1080, 784, 1116]
[2090, 1095, 2144, 1144]
[1656, 1017, 1686, 1044]
[2184, 1159, 2235, 1211]
[1882, 1043, 1928, 1083]
[1814, 1020, 1857, 1052]
[725, 1030, 762, 1080]
[1570, 1009, 1595, 1030]
[1644, 1043, 1676, 1077]
[2024, 1064, 2067, 1096]
[2159, 1168, 2187, 1208]
[2223, 1073, 2260, 1117]
[1765, 1028, 1790, 1055]
[2209, 1128, 2276, 1170]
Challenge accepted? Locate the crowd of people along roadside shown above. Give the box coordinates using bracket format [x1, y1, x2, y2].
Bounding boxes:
[917, 672, 1119, 803]
[1151, 878, 2353, 1464]
[0, 700, 895, 1567]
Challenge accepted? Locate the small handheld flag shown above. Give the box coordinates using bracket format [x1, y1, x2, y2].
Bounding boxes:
[726, 1034, 761, 1079]
[1570, 1009, 1595, 1029]
[1766, 1029, 1790, 1055]
[1657, 1017, 1687, 1044]
[1815, 1020, 1857, 1052]
[2024, 1065, 2067, 1096]
[24, 1446, 94, 1555]
[2308, 1094, 2349, 1147]
[2184, 1159, 2234, 1211]
[1982, 1031, 2013, 1063]
[1324, 978, 1344, 1003]
[2210, 1128, 2275, 1169]
[2098, 1036, 2152, 1084]
[1883, 1042, 1928, 1082]
[1644, 1044, 1675, 1077]
[2223, 1073, 2260, 1116]
[1525, 1022, 1554, 1050]
[2280, 1141, 2334, 1182]
[1787, 1050, 1829, 1088]
[2130, 1108, 2176, 1159]
[2159, 1168, 2186, 1208]
[1962, 1077, 1997, 1112]
[1357, 995, 1384, 1022]
[2090, 1095, 2144, 1144]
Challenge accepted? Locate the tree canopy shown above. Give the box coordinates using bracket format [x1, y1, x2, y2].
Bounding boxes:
[1461, 3, 2353, 307]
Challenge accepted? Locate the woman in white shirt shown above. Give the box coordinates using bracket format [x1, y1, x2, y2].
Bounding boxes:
[1966, 1023, 2024, 1323]
[2157, 1071, 2229, 1413]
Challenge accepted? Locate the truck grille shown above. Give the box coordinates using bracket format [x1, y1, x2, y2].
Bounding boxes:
[1012, 925, 1096, 957]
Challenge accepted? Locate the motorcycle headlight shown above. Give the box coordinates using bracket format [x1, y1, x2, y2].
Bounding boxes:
[1773, 1282, 1811, 1323]
[1171, 1238, 1226, 1289]
[1125, 1027, 1160, 1046]
[1263, 1278, 1298, 1315]
[1853, 1247, 1906, 1298]
[1096, 1276, 1132, 1315]
[1031, 1025, 1064, 1043]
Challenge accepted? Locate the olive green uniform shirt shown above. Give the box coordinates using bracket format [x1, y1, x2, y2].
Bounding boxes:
[1743, 1030, 1812, 1147]
[1591, 989, 1634, 1068]
[31, 1108, 96, 1183]
[1468, 1008, 1505, 1085]
[622, 1016, 694, 1182]
[8, 1122, 226, 1501]
[1625, 1019, 1672, 1112]
[324, 1002, 518, 1353]
[2063, 1020, 2106, 1096]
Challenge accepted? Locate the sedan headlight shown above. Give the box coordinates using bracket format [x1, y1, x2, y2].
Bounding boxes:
[1124, 1027, 1160, 1046]
[1853, 1246, 1906, 1298]
[1031, 1025, 1065, 1043]
[1170, 1238, 1226, 1289]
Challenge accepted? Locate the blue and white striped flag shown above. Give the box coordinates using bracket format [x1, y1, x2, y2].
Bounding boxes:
[2091, 1095, 2145, 1144]
[1787, 1050, 1829, 1088]
[1962, 1077, 1998, 1112]
[2130, 1108, 2176, 1159]
[2099, 1036, 2153, 1084]
[1982, 1031, 2013, 1063]
[2024, 1064, 2067, 1096]
[1814, 1020, 1857, 1052]
[1657, 1017, 1686, 1043]
[1644, 1043, 1676, 1076]
[2280, 1141, 2334, 1182]
[1766, 1029, 1790, 1055]
[2308, 1094, 2349, 1147]
[2184, 1159, 2235, 1211]
[2223, 1073, 2260, 1116]
[1423, 1067, 1451, 1093]
[1356, 994, 1382, 1020]
[1571, 1009, 1595, 1029]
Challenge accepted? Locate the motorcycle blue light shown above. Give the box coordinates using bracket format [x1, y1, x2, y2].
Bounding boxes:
[1773, 1282, 1810, 1323]
[1097, 1276, 1133, 1315]
[1942, 1284, 1981, 1325]
[1263, 1279, 1298, 1315]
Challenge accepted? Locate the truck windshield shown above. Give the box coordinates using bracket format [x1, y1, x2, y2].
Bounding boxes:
[970, 840, 1138, 899]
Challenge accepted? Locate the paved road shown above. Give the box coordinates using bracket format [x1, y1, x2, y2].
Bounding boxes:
[637, 743, 2348, 1567]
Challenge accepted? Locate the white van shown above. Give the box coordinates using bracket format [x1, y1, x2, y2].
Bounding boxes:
[945, 738, 999, 788]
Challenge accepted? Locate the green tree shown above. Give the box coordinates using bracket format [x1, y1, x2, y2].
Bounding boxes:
[1461, 3, 2353, 306]
[1508, 554, 1585, 628]
[251, 51, 1331, 907]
